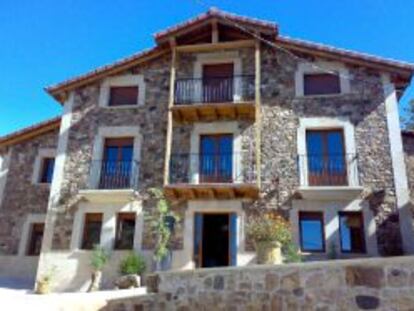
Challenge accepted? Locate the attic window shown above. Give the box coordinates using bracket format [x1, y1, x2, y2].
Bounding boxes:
[109, 86, 139, 106]
[304, 73, 341, 96]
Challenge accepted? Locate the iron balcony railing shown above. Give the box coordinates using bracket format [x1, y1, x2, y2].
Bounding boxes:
[169, 152, 256, 184]
[174, 75, 255, 105]
[89, 160, 139, 190]
[297, 153, 358, 186]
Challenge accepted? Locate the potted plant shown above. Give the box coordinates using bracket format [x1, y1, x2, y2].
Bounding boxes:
[115, 252, 147, 289]
[87, 245, 110, 292]
[147, 188, 179, 271]
[247, 212, 291, 264]
[35, 266, 56, 294]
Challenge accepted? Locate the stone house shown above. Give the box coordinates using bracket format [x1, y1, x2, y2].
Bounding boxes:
[0, 8, 414, 292]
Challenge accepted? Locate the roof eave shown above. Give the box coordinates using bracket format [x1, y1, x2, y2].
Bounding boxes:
[276, 36, 414, 77]
[0, 117, 61, 148]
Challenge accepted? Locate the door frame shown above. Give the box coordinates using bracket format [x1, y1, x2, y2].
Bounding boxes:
[193, 211, 237, 268]
[184, 200, 245, 269]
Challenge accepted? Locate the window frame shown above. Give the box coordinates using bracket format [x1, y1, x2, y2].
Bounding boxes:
[99, 75, 145, 108]
[299, 211, 326, 253]
[295, 61, 350, 97]
[297, 117, 359, 187]
[114, 212, 136, 250]
[39, 157, 55, 184]
[32, 149, 56, 185]
[108, 86, 139, 107]
[338, 211, 366, 254]
[303, 72, 341, 96]
[305, 128, 348, 186]
[81, 213, 103, 250]
[26, 222, 45, 256]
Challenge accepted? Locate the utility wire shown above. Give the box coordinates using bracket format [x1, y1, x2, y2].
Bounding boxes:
[190, 0, 395, 88]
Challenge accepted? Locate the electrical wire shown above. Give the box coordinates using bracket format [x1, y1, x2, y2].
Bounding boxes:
[190, 0, 397, 88]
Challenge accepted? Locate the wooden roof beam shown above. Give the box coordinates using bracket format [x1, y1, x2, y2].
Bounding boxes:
[175, 40, 255, 53]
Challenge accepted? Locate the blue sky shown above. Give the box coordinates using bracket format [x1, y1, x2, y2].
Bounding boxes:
[0, 0, 413, 135]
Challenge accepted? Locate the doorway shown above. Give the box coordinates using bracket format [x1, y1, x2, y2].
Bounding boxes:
[194, 212, 237, 268]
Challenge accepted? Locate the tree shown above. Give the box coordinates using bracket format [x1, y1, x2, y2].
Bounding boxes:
[402, 99, 414, 130]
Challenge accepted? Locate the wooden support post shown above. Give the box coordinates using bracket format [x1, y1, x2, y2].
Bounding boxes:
[255, 40, 262, 188]
[212, 19, 219, 43]
[163, 41, 177, 186]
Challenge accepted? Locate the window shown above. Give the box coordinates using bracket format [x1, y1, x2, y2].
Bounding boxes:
[306, 129, 347, 186]
[81, 213, 103, 250]
[39, 157, 55, 183]
[299, 211, 325, 252]
[108, 86, 139, 106]
[100, 138, 134, 189]
[26, 223, 44, 256]
[304, 73, 340, 96]
[339, 212, 366, 253]
[115, 213, 136, 250]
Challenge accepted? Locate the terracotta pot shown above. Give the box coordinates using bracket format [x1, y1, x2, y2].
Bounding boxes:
[255, 240, 282, 264]
[35, 280, 51, 294]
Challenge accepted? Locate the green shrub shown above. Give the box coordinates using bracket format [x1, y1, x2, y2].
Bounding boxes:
[120, 252, 147, 275]
[90, 245, 110, 271]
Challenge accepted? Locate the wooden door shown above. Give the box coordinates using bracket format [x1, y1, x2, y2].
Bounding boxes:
[202, 63, 234, 103]
[100, 138, 134, 189]
[199, 134, 233, 183]
[306, 130, 347, 186]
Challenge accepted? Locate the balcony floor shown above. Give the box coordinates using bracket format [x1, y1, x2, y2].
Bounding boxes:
[172, 101, 255, 124]
[164, 183, 259, 201]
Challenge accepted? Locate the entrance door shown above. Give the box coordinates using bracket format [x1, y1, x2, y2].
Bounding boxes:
[199, 134, 233, 183]
[202, 63, 234, 103]
[194, 213, 237, 268]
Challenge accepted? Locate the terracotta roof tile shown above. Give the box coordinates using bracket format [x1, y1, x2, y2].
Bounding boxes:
[45, 9, 413, 101]
[154, 8, 277, 42]
[46, 46, 165, 97]
[277, 36, 414, 73]
[0, 116, 61, 147]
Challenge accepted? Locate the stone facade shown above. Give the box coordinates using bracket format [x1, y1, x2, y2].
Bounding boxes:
[36, 43, 405, 286]
[105, 255, 414, 311]
[169, 45, 402, 256]
[0, 11, 412, 293]
[0, 129, 58, 255]
[49, 54, 171, 250]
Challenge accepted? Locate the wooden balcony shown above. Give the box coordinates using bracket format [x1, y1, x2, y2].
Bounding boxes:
[172, 75, 256, 124]
[164, 183, 259, 201]
[164, 152, 259, 201]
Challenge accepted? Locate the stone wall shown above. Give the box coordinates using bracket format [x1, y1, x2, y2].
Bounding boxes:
[0, 129, 58, 255]
[257, 46, 400, 255]
[105, 256, 414, 311]
[50, 53, 171, 250]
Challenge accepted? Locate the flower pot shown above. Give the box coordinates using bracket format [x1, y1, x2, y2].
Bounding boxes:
[35, 280, 51, 294]
[255, 241, 282, 264]
[115, 274, 141, 289]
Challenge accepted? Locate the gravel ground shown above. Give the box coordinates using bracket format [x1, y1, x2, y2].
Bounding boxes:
[0, 277, 146, 311]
